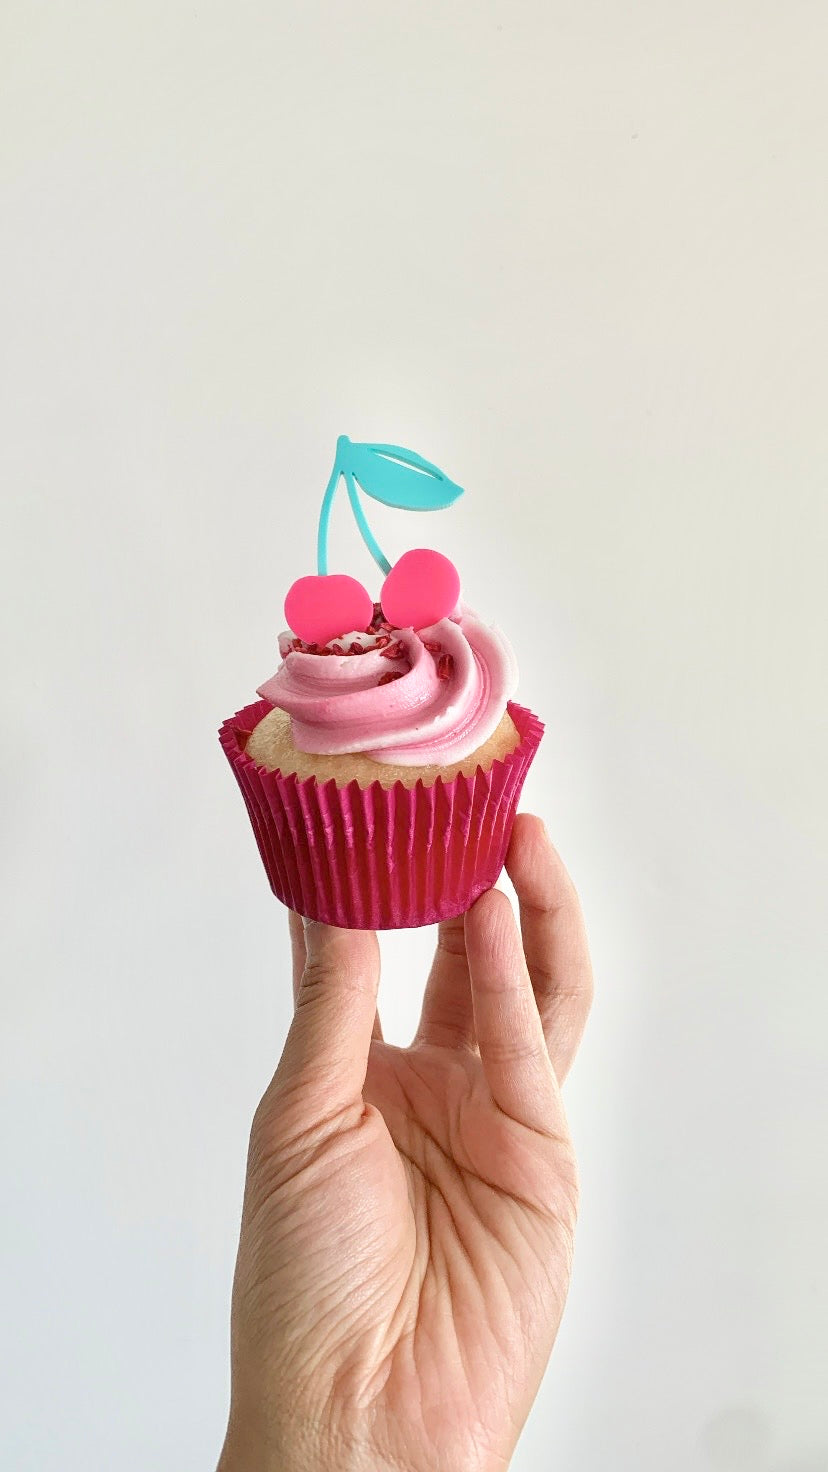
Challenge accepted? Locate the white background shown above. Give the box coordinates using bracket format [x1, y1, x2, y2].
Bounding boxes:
[2, 4, 826, 1469]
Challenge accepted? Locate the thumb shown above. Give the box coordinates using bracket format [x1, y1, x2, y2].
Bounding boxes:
[274, 920, 381, 1115]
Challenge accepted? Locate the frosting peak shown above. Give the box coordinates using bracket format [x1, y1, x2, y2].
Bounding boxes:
[256, 604, 518, 767]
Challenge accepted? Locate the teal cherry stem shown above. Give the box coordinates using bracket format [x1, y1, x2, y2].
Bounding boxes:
[316, 434, 392, 578]
[344, 468, 392, 576]
[315, 440, 344, 577]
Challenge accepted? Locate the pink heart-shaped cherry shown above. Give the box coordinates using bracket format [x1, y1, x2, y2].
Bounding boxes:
[380, 548, 461, 631]
[285, 574, 374, 646]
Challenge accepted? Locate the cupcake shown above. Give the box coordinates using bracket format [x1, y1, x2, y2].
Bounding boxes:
[219, 436, 543, 929]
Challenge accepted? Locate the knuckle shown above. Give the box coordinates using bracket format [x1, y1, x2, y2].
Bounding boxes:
[248, 1089, 280, 1158]
[248, 1073, 299, 1152]
[294, 955, 329, 1002]
[246, 1081, 311, 1187]
[485, 1032, 542, 1068]
[295, 954, 370, 1010]
[436, 917, 467, 958]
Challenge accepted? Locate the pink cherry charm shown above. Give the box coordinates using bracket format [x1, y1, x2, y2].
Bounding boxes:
[380, 548, 461, 631]
[285, 574, 374, 646]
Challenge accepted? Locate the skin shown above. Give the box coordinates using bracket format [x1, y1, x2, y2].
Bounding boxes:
[217, 814, 593, 1472]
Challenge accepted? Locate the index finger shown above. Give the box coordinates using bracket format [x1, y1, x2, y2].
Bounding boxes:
[504, 814, 593, 1083]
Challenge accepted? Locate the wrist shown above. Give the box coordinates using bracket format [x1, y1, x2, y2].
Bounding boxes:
[217, 1423, 412, 1472]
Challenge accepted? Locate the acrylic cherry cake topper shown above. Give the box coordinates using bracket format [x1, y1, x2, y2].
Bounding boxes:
[285, 435, 464, 644]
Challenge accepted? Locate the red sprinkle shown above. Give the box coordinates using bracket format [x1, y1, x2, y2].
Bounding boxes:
[423, 639, 442, 654]
[349, 641, 365, 655]
[374, 634, 391, 648]
[377, 670, 404, 686]
[327, 644, 344, 656]
[366, 602, 397, 634]
[436, 653, 454, 680]
[379, 640, 406, 660]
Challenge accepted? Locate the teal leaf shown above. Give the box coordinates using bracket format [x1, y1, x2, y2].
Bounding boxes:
[343, 440, 464, 511]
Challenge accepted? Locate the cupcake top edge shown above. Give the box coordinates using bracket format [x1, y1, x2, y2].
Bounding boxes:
[257, 604, 518, 767]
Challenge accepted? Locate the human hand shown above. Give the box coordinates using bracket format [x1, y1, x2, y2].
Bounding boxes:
[217, 815, 593, 1472]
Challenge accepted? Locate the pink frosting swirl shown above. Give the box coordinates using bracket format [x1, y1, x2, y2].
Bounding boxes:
[256, 604, 518, 766]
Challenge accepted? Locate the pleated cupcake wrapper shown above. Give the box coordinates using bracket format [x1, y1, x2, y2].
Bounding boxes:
[219, 699, 544, 930]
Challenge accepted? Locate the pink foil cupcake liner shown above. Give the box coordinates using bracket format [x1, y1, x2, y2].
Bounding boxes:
[219, 699, 544, 929]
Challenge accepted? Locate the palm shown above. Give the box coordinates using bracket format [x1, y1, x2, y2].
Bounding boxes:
[353, 1038, 577, 1470]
